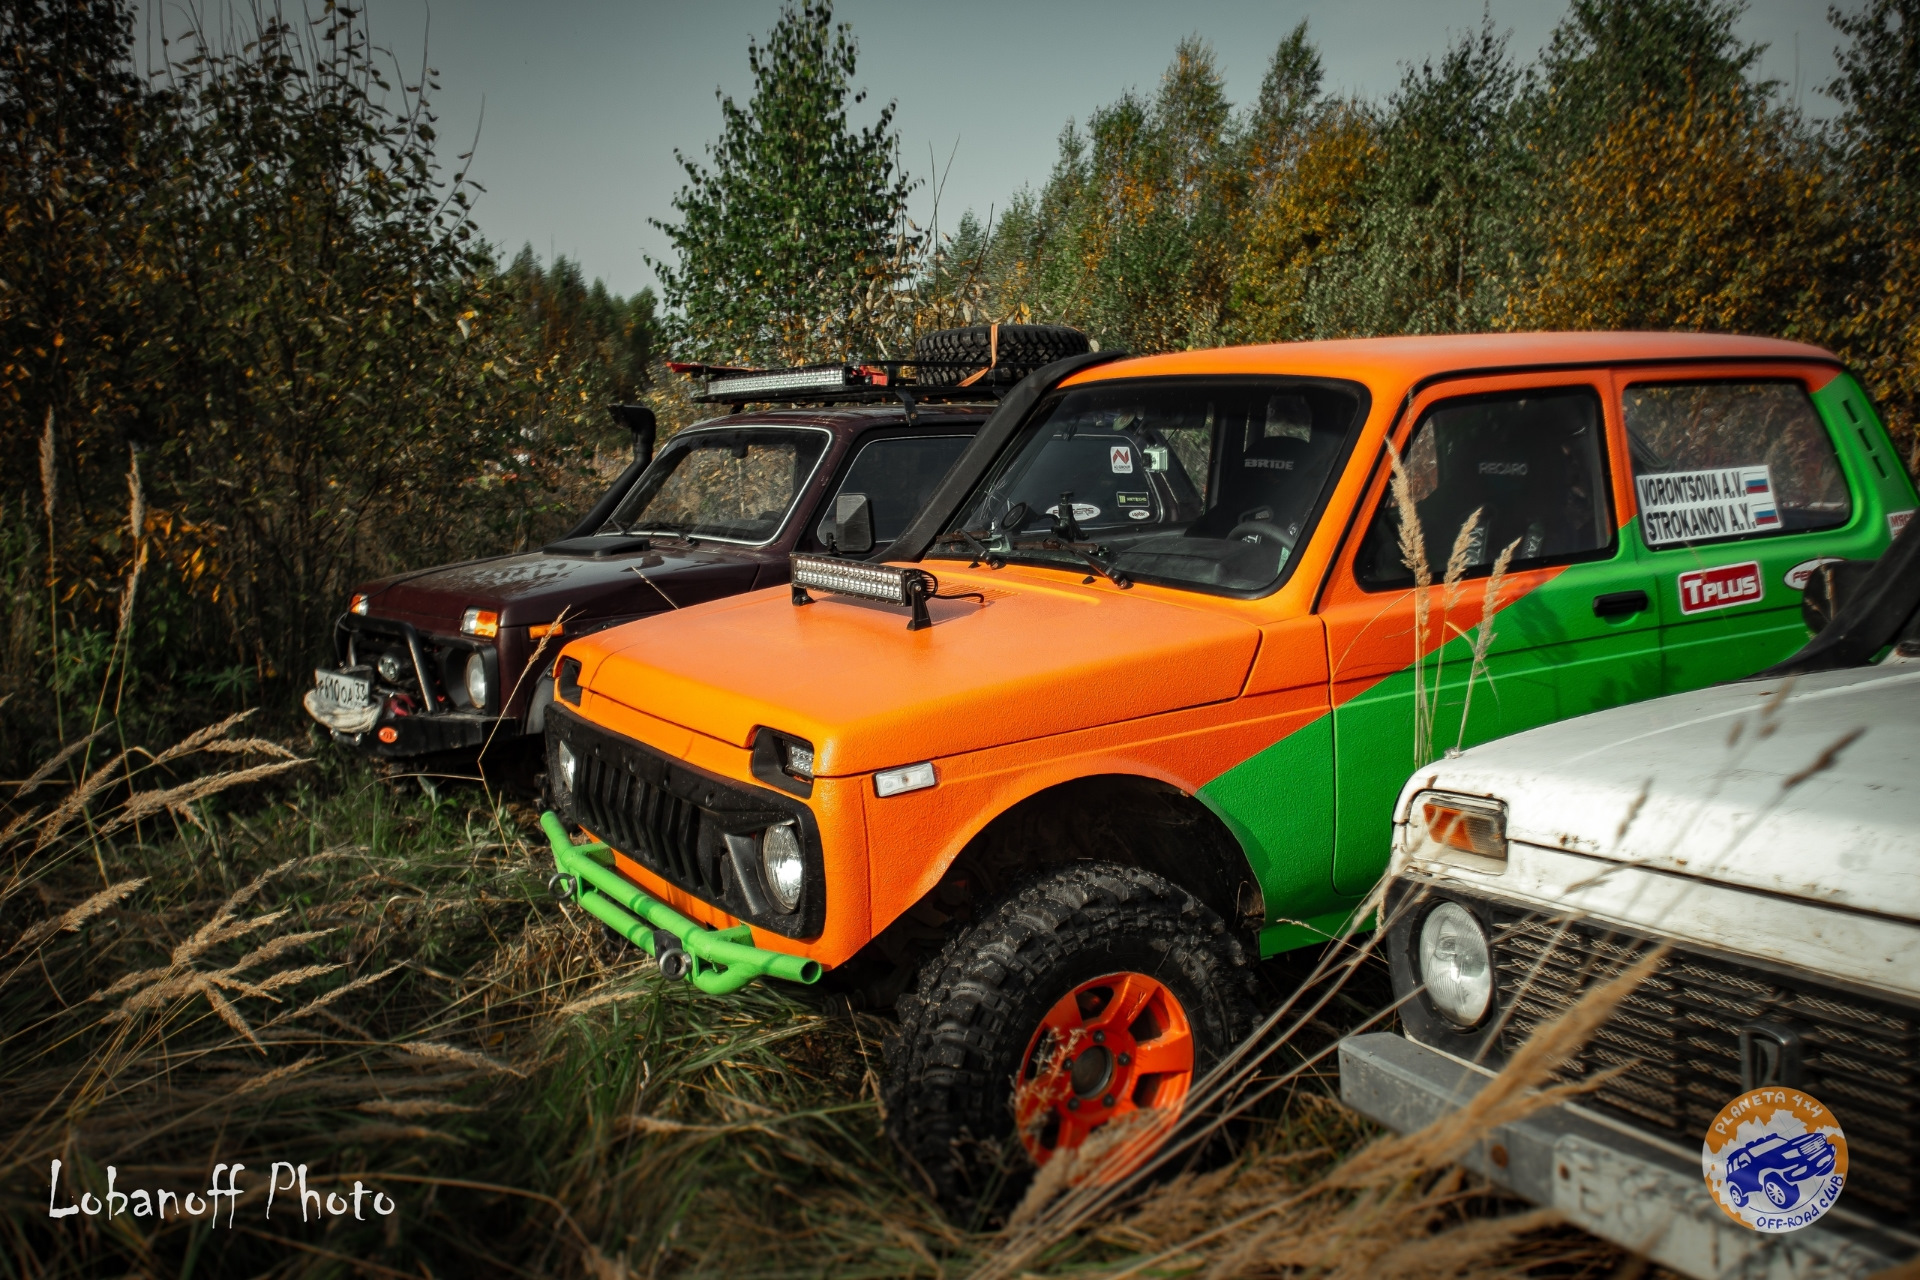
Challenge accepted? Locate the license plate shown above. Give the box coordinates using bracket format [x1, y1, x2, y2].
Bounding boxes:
[315, 667, 372, 709]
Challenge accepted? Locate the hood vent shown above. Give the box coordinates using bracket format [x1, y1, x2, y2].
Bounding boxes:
[543, 535, 654, 558]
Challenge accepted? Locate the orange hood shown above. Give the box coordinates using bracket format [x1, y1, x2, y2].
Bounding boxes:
[570, 568, 1261, 776]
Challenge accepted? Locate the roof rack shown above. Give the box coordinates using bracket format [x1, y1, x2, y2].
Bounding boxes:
[667, 359, 1012, 408]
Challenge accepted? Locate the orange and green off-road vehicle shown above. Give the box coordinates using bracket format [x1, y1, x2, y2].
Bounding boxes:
[536, 332, 1915, 1202]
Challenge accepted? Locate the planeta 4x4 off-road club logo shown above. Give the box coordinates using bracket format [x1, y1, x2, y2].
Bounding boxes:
[1702, 1088, 1848, 1233]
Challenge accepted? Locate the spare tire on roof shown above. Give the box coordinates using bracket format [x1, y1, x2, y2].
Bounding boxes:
[912, 324, 1090, 386]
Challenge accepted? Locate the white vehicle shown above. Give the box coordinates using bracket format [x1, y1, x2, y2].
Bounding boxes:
[1338, 527, 1920, 1278]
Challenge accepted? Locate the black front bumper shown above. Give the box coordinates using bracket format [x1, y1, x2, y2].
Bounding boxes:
[313, 612, 518, 758]
[325, 708, 504, 758]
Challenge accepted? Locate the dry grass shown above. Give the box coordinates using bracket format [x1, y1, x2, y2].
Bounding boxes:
[2, 721, 1669, 1279]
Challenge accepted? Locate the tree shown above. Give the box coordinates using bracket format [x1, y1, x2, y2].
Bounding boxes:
[955, 38, 1250, 353]
[651, 1, 914, 366]
[1228, 22, 1381, 343]
[1307, 16, 1527, 336]
[1244, 20, 1326, 182]
[1229, 104, 1378, 343]
[1826, 0, 1920, 466]
[1528, 0, 1767, 163]
[0, 2, 630, 759]
[1507, 89, 1847, 337]
[504, 248, 657, 404]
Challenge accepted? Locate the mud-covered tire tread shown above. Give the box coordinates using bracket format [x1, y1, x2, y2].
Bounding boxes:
[911, 324, 1090, 386]
[884, 860, 1257, 1212]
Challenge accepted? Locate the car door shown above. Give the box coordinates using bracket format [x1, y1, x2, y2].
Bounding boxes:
[1319, 374, 1662, 896]
[1615, 370, 1895, 692]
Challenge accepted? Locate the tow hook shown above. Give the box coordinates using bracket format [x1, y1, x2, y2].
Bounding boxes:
[548, 872, 579, 900]
[653, 930, 691, 979]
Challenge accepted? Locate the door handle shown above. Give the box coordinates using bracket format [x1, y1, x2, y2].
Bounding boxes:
[1593, 590, 1650, 618]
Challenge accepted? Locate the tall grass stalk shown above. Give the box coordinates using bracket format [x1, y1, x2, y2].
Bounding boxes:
[1385, 441, 1434, 765]
[1455, 537, 1520, 757]
[38, 407, 59, 740]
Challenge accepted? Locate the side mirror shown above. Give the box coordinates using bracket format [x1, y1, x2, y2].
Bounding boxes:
[609, 403, 657, 468]
[818, 492, 874, 554]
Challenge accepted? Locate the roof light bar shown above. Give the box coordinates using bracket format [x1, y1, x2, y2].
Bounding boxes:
[707, 365, 850, 399]
[790, 553, 934, 631]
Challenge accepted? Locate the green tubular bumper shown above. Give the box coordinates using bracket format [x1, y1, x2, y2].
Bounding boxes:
[539, 811, 823, 995]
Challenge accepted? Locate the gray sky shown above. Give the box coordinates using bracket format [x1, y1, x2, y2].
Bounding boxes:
[143, 1, 1856, 299]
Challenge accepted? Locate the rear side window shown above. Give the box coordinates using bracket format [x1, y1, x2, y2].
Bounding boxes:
[1358, 387, 1612, 589]
[1624, 382, 1850, 548]
[824, 435, 971, 543]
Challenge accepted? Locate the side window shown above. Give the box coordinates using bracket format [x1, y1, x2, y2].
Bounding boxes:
[1358, 387, 1611, 589]
[824, 435, 971, 543]
[1624, 382, 1850, 548]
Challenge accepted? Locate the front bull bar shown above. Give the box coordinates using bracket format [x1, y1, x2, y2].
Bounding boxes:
[539, 811, 823, 995]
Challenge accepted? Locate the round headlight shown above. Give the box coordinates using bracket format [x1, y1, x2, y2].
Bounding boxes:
[761, 823, 804, 913]
[555, 741, 576, 795]
[465, 652, 489, 709]
[377, 653, 405, 684]
[1418, 901, 1493, 1027]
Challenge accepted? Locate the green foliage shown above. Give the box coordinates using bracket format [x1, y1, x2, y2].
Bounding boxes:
[1307, 15, 1528, 336]
[505, 246, 659, 403]
[651, 0, 915, 366]
[1527, 0, 1766, 162]
[0, 2, 655, 766]
[1826, 0, 1920, 465]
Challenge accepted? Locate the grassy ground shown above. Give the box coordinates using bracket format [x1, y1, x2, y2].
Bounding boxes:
[2, 718, 1647, 1279]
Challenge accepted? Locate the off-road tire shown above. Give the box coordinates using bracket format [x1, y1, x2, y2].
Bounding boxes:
[912, 324, 1090, 386]
[884, 861, 1258, 1215]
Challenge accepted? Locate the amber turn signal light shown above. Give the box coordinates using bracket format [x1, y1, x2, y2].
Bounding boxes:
[461, 607, 500, 639]
[1419, 794, 1508, 861]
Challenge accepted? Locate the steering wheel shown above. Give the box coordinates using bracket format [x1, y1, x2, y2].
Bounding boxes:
[1226, 519, 1296, 551]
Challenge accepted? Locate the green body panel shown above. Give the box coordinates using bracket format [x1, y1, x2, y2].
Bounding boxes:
[1816, 374, 1918, 519]
[1650, 375, 1916, 694]
[1195, 716, 1343, 953]
[1327, 548, 1663, 896]
[1204, 371, 1912, 956]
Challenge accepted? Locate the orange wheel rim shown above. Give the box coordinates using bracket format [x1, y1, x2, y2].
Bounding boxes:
[1014, 971, 1194, 1177]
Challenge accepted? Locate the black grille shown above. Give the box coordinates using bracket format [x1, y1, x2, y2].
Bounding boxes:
[574, 745, 728, 900]
[547, 706, 825, 939]
[1489, 909, 1918, 1229]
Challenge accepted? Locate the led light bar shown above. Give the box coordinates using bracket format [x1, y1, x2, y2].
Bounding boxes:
[790, 553, 935, 631]
[707, 365, 850, 398]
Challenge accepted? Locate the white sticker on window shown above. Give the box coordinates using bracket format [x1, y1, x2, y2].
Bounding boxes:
[1110, 445, 1133, 474]
[1637, 467, 1780, 546]
[1044, 502, 1101, 522]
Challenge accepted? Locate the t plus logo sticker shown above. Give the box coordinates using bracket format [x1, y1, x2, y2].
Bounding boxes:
[1702, 1088, 1847, 1233]
[1677, 561, 1763, 614]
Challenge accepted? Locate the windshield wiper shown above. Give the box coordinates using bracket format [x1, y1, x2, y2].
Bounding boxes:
[1010, 538, 1132, 589]
[932, 528, 1004, 568]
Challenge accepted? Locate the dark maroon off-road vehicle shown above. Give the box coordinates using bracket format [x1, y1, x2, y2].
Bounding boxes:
[302, 324, 1090, 765]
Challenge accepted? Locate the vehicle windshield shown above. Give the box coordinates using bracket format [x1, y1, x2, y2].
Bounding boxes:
[933, 377, 1367, 593]
[601, 427, 828, 543]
